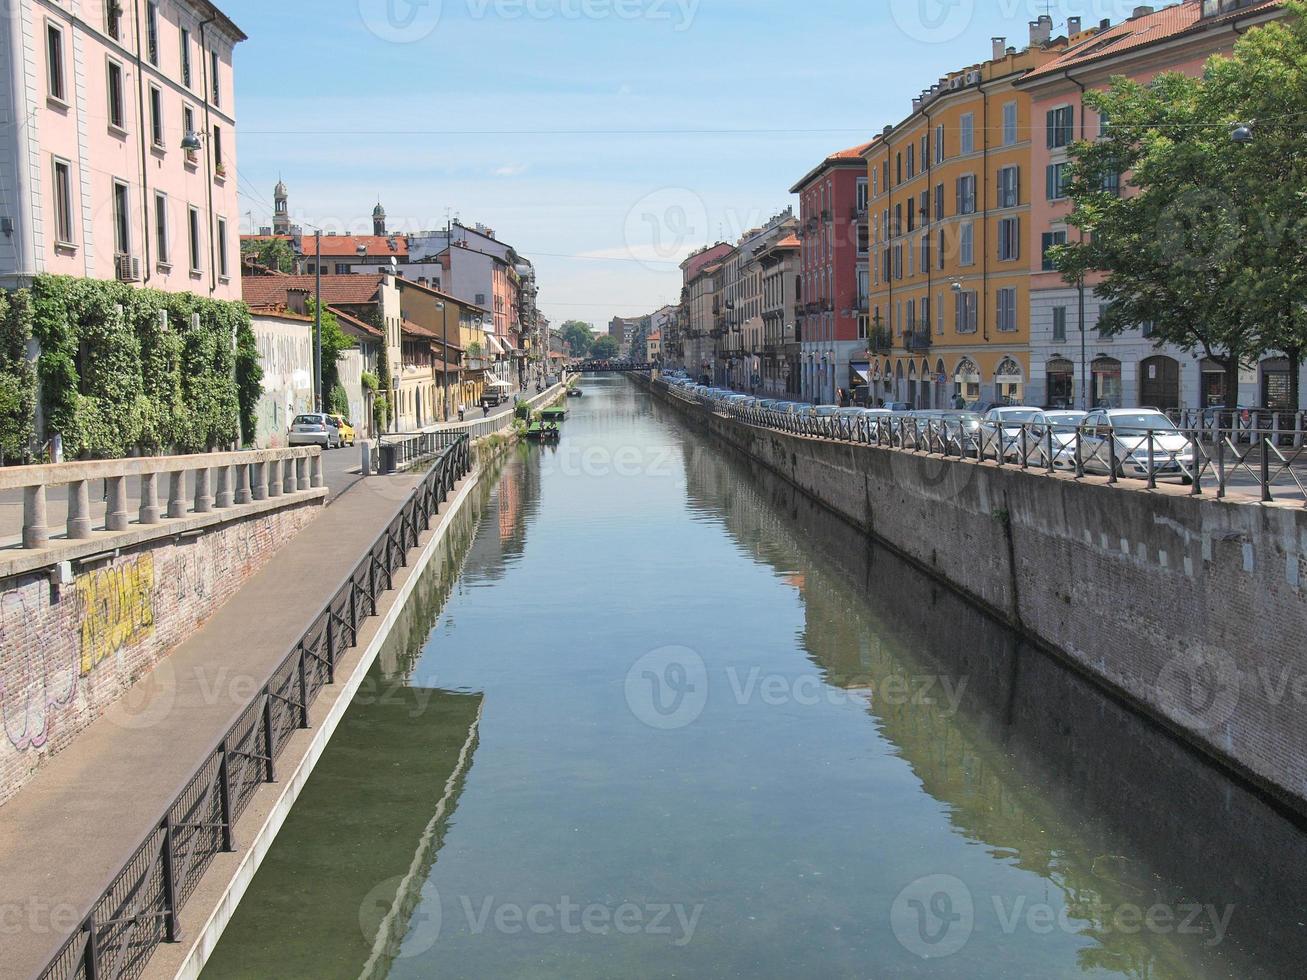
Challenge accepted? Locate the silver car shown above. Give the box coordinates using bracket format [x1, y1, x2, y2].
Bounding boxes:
[288, 413, 341, 449]
[1079, 409, 1196, 479]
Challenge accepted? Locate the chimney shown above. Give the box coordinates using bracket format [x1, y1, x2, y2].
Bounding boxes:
[992, 36, 1006, 61]
[287, 288, 309, 316]
[1131, 5, 1155, 18]
[1029, 14, 1053, 46]
[1068, 15, 1082, 35]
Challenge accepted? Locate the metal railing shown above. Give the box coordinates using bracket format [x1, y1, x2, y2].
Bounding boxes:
[37, 435, 473, 980]
[659, 381, 1307, 506]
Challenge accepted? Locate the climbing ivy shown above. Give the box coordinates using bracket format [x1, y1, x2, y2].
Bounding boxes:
[23, 275, 262, 458]
[0, 290, 37, 462]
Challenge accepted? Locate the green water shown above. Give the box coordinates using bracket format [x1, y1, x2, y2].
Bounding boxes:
[204, 376, 1307, 979]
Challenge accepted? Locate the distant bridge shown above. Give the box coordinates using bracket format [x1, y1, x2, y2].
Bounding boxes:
[572, 361, 653, 374]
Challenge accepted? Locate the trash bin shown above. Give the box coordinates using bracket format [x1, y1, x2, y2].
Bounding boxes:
[379, 442, 398, 475]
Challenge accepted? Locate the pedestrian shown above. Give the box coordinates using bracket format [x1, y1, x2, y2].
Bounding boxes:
[458, 401, 466, 422]
[953, 392, 966, 410]
[483, 401, 490, 418]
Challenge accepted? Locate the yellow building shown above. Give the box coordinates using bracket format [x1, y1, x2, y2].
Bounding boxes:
[396, 277, 494, 416]
[865, 22, 1066, 408]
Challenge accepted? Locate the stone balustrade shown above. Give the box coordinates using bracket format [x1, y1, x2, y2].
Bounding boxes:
[0, 447, 323, 552]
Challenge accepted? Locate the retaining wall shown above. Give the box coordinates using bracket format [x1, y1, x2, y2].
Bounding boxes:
[0, 497, 322, 804]
[646, 378, 1307, 815]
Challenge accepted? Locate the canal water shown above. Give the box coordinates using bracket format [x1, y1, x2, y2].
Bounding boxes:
[203, 375, 1307, 979]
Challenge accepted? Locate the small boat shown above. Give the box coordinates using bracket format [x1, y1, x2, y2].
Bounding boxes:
[525, 420, 561, 442]
[541, 406, 567, 423]
[567, 388, 584, 398]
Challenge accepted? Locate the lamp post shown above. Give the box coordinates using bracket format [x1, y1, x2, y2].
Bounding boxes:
[437, 301, 451, 421]
[314, 231, 322, 411]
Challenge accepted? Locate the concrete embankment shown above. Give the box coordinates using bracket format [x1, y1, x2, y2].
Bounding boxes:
[640, 376, 1307, 818]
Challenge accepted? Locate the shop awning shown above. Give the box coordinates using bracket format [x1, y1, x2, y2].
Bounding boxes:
[485, 335, 508, 356]
[851, 362, 871, 384]
[486, 378, 513, 388]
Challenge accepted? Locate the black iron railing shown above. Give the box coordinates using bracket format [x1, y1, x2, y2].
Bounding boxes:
[38, 435, 473, 980]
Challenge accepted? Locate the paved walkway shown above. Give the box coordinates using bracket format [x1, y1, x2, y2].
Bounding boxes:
[0, 465, 435, 980]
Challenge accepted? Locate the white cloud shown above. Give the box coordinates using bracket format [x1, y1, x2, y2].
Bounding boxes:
[493, 163, 529, 178]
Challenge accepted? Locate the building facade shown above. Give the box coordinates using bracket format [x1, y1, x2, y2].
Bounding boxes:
[1019, 0, 1298, 411]
[1, 0, 245, 298]
[756, 230, 801, 398]
[791, 143, 873, 404]
[679, 242, 733, 381]
[865, 19, 1066, 410]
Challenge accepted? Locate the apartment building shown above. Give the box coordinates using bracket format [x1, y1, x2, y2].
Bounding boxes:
[1018, 0, 1293, 411]
[790, 143, 873, 404]
[755, 228, 800, 399]
[865, 18, 1066, 409]
[1, 0, 245, 298]
[719, 208, 797, 392]
[679, 242, 733, 380]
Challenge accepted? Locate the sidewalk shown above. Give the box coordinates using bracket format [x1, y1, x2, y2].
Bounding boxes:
[0, 466, 434, 980]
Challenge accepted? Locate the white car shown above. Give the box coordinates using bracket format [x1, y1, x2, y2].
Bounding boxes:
[980, 407, 1047, 461]
[1079, 409, 1196, 480]
[288, 413, 342, 449]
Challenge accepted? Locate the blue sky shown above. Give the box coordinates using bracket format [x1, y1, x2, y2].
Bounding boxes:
[226, 0, 1133, 326]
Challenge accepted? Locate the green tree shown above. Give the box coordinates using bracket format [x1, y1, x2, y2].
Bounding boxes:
[559, 320, 595, 357]
[1051, 2, 1307, 409]
[590, 334, 620, 359]
[240, 237, 296, 274]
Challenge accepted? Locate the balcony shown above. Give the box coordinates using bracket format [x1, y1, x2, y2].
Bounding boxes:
[855, 295, 870, 313]
[851, 206, 869, 222]
[821, 209, 833, 224]
[867, 327, 892, 354]
[904, 329, 933, 352]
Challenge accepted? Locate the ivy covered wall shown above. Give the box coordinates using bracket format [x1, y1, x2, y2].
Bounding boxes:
[1, 275, 262, 461]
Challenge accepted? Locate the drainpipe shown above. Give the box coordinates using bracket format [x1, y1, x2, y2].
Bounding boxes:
[132, 0, 153, 282]
[980, 82, 990, 347]
[199, 14, 217, 295]
[923, 106, 933, 358]
[3, 0, 36, 284]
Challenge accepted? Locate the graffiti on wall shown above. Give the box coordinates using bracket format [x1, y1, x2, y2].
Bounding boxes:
[79, 555, 156, 676]
[0, 590, 78, 752]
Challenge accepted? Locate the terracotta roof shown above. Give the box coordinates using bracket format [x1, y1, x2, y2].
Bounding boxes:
[789, 138, 879, 193]
[328, 306, 383, 338]
[402, 319, 464, 350]
[680, 242, 734, 280]
[775, 234, 800, 248]
[1022, 0, 1284, 82]
[246, 306, 314, 323]
[302, 235, 409, 259]
[241, 274, 383, 308]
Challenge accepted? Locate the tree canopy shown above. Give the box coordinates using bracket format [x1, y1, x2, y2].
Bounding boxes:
[240, 237, 296, 275]
[590, 334, 621, 359]
[1051, 1, 1307, 408]
[559, 320, 595, 357]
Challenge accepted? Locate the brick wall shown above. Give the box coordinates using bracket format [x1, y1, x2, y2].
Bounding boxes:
[652, 382, 1307, 815]
[0, 500, 320, 805]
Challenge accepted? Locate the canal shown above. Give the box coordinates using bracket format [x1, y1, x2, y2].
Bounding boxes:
[203, 375, 1307, 979]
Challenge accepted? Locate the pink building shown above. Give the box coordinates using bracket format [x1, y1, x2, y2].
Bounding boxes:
[789, 142, 873, 403]
[1019, 0, 1290, 411]
[1, 0, 245, 299]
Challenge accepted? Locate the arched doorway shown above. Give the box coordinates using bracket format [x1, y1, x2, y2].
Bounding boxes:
[1046, 357, 1075, 409]
[934, 358, 948, 409]
[954, 357, 980, 406]
[907, 362, 918, 407]
[1091, 357, 1122, 408]
[995, 357, 1024, 405]
[1139, 355, 1180, 413]
[894, 361, 905, 403]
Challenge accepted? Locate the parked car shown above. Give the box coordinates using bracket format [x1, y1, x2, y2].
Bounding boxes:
[1079, 409, 1196, 480]
[328, 414, 357, 447]
[1042, 410, 1088, 468]
[289, 413, 342, 449]
[980, 407, 1046, 461]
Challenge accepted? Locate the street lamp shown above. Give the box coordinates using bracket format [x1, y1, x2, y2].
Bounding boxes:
[1231, 122, 1254, 145]
[435, 301, 452, 421]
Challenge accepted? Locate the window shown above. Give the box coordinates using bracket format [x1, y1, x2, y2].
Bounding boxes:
[1047, 105, 1074, 148]
[896, 153, 902, 185]
[1141, 320, 1156, 338]
[893, 244, 903, 280]
[183, 105, 197, 163]
[997, 288, 1017, 332]
[894, 204, 902, 237]
[149, 85, 164, 147]
[213, 124, 224, 172]
[1003, 101, 1018, 146]
[1097, 302, 1114, 338]
[147, 3, 159, 64]
[935, 124, 945, 163]
[334, 262, 350, 275]
[955, 290, 978, 333]
[920, 234, 930, 271]
[154, 192, 170, 265]
[188, 206, 202, 273]
[919, 190, 930, 224]
[107, 60, 126, 130]
[960, 222, 974, 266]
[52, 159, 75, 245]
[107, 2, 123, 40]
[1100, 170, 1121, 196]
[998, 165, 1020, 208]
[998, 217, 1021, 261]
[956, 175, 976, 215]
[960, 113, 975, 155]
[181, 28, 192, 88]
[1052, 306, 1067, 342]
[906, 144, 915, 180]
[856, 178, 868, 212]
[1041, 231, 1067, 271]
[46, 22, 66, 103]
[857, 224, 869, 254]
[112, 180, 130, 256]
[1046, 162, 1069, 200]
[217, 217, 229, 278]
[907, 202, 915, 233]
[938, 229, 946, 270]
[210, 50, 221, 105]
[934, 184, 945, 223]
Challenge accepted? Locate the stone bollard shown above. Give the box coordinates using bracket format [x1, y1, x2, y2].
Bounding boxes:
[310, 453, 324, 488]
[215, 465, 234, 508]
[282, 457, 296, 495]
[252, 461, 268, 501]
[194, 468, 214, 514]
[296, 455, 310, 492]
[139, 472, 162, 524]
[67, 480, 93, 539]
[235, 463, 252, 505]
[167, 471, 187, 519]
[360, 440, 373, 476]
[267, 459, 283, 498]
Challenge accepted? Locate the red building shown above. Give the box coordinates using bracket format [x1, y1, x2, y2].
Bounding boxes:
[789, 141, 874, 403]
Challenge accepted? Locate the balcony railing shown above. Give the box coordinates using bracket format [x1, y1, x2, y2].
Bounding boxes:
[867, 327, 892, 354]
[904, 329, 933, 351]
